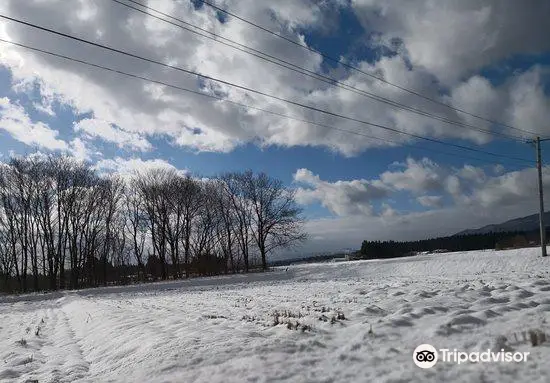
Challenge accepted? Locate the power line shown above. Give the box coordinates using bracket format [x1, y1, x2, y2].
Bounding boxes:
[198, 0, 539, 137]
[0, 14, 534, 164]
[109, 0, 523, 142]
[0, 38, 531, 167]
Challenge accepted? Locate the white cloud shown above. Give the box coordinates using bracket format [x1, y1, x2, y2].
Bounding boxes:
[493, 164, 505, 175]
[1, 0, 547, 158]
[472, 167, 546, 209]
[74, 118, 151, 151]
[351, 0, 550, 84]
[380, 202, 398, 218]
[32, 94, 56, 116]
[506, 68, 550, 137]
[0, 97, 67, 150]
[381, 158, 444, 194]
[293, 168, 390, 216]
[298, 165, 546, 252]
[68, 137, 93, 161]
[417, 195, 443, 208]
[94, 157, 186, 178]
[295, 158, 546, 250]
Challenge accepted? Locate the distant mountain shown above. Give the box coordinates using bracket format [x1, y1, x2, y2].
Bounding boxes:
[455, 212, 550, 236]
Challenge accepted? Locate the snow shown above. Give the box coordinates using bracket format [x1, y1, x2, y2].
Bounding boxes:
[1, 248, 550, 382]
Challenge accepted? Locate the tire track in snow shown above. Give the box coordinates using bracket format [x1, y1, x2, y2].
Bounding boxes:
[0, 307, 48, 381]
[8, 302, 92, 383]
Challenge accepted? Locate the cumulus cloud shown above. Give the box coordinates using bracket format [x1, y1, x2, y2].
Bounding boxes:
[94, 157, 186, 178]
[294, 168, 390, 216]
[0, 0, 547, 158]
[296, 159, 548, 252]
[0, 97, 67, 150]
[351, 0, 550, 84]
[472, 167, 546, 208]
[0, 0, 330, 154]
[381, 158, 444, 194]
[74, 118, 151, 151]
[68, 137, 92, 161]
[506, 68, 550, 137]
[417, 195, 443, 208]
[295, 158, 544, 225]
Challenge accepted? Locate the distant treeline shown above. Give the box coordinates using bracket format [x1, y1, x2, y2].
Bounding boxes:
[270, 253, 347, 267]
[360, 230, 547, 259]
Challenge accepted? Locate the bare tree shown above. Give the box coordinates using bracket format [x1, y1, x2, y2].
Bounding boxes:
[124, 181, 147, 281]
[243, 171, 307, 270]
[98, 176, 125, 285]
[163, 174, 188, 278]
[178, 176, 203, 278]
[0, 158, 38, 292]
[135, 169, 169, 280]
[0, 205, 14, 291]
[34, 159, 59, 290]
[211, 179, 238, 273]
[221, 172, 254, 272]
[191, 181, 222, 265]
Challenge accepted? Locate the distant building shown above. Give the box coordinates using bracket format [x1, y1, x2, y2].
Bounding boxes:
[331, 257, 347, 262]
[345, 253, 363, 261]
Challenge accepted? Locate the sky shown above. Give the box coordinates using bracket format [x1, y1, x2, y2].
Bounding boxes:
[1, 0, 550, 255]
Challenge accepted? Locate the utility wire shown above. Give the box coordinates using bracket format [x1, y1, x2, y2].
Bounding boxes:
[109, 0, 523, 142]
[198, 0, 538, 137]
[0, 15, 534, 164]
[0, 38, 531, 167]
[0, 38, 530, 167]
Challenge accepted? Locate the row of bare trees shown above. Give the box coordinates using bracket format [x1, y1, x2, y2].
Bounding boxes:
[0, 154, 306, 293]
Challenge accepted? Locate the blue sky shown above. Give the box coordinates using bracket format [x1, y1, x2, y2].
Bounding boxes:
[1, 0, 550, 254]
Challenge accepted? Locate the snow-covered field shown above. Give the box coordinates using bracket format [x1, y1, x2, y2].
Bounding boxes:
[2, 248, 550, 383]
